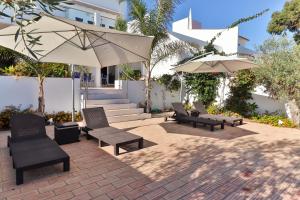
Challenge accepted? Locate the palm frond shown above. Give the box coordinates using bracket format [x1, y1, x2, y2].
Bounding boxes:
[151, 40, 191, 70]
[156, 0, 183, 27]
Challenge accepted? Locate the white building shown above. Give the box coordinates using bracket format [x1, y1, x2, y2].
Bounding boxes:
[55, 0, 129, 88]
[151, 9, 255, 77]
[0, 5, 288, 116]
[147, 9, 287, 115]
[0, 0, 129, 88]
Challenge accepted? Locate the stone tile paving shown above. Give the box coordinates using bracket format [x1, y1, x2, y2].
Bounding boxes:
[1, 118, 300, 200]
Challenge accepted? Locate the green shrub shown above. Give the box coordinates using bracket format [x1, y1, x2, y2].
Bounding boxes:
[0, 106, 82, 129]
[222, 110, 242, 118]
[184, 73, 222, 106]
[206, 104, 241, 118]
[151, 108, 162, 113]
[157, 74, 181, 92]
[45, 112, 82, 124]
[251, 114, 296, 128]
[0, 106, 34, 129]
[184, 102, 193, 111]
[0, 46, 19, 69]
[120, 64, 141, 80]
[207, 104, 223, 115]
[225, 70, 258, 117]
[1, 62, 70, 77]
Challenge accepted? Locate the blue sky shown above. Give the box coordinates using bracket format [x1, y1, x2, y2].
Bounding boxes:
[147, 0, 287, 49]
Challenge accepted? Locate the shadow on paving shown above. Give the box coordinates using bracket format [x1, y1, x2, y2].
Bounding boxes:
[121, 136, 300, 199]
[160, 121, 257, 140]
[85, 134, 158, 155]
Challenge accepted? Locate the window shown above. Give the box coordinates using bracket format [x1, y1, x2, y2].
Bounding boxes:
[75, 17, 83, 22]
[87, 21, 94, 25]
[101, 24, 106, 27]
[109, 26, 115, 29]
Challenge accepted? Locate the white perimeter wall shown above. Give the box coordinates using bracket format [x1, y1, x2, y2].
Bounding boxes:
[116, 79, 288, 115]
[116, 80, 182, 110]
[0, 76, 80, 113]
[215, 77, 288, 116]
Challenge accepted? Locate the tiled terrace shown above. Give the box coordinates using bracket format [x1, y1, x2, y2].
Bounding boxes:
[1, 118, 300, 200]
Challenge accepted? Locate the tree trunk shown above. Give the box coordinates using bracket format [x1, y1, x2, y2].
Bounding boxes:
[37, 76, 45, 113]
[145, 61, 152, 113]
[286, 100, 300, 126]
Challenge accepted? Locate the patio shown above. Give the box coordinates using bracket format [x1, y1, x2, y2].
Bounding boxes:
[1, 118, 300, 200]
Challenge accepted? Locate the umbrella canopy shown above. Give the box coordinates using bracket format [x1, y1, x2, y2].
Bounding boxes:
[174, 54, 257, 73]
[0, 13, 154, 121]
[0, 13, 154, 67]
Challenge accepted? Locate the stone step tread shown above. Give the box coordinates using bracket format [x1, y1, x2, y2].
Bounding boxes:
[106, 108, 143, 111]
[86, 103, 137, 109]
[105, 108, 144, 117]
[86, 99, 130, 104]
[108, 113, 151, 123]
[82, 90, 124, 94]
[109, 113, 150, 118]
[86, 103, 137, 107]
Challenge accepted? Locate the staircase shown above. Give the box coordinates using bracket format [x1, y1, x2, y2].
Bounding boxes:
[82, 88, 151, 123]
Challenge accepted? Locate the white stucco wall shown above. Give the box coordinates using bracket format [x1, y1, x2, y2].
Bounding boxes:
[116, 79, 287, 116]
[115, 80, 182, 110]
[215, 77, 287, 115]
[250, 94, 286, 115]
[0, 76, 80, 113]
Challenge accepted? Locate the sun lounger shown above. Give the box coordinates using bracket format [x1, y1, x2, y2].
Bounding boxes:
[82, 107, 143, 155]
[8, 113, 70, 185]
[171, 103, 224, 131]
[193, 102, 243, 126]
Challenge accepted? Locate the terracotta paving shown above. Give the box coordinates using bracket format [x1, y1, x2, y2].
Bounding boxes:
[1, 118, 300, 200]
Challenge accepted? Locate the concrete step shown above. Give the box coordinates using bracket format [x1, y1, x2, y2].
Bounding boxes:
[108, 113, 151, 123]
[81, 88, 126, 100]
[80, 88, 151, 123]
[84, 93, 126, 100]
[86, 103, 137, 110]
[82, 88, 122, 93]
[105, 108, 144, 117]
[86, 99, 130, 105]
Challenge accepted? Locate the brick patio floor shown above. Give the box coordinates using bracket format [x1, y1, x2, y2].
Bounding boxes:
[1, 118, 300, 200]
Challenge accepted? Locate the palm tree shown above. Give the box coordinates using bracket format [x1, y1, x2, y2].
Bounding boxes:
[121, 0, 188, 113]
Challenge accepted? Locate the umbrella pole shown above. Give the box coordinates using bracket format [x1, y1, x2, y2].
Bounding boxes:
[71, 64, 75, 122]
[220, 73, 229, 107]
[180, 72, 184, 102]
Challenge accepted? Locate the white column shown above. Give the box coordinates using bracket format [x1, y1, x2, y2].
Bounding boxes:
[95, 68, 101, 88]
[71, 64, 75, 122]
[93, 12, 97, 25]
[93, 13, 101, 88]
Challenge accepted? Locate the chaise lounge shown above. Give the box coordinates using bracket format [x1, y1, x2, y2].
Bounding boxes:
[193, 102, 243, 126]
[8, 113, 70, 185]
[171, 103, 224, 131]
[82, 107, 143, 156]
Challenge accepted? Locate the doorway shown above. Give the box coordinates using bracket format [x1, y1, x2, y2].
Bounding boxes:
[101, 66, 116, 87]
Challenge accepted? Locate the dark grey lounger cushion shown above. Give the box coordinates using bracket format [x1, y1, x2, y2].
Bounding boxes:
[10, 113, 47, 143]
[82, 107, 109, 129]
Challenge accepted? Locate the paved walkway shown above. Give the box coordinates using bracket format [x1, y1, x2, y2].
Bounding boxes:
[1, 118, 300, 200]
